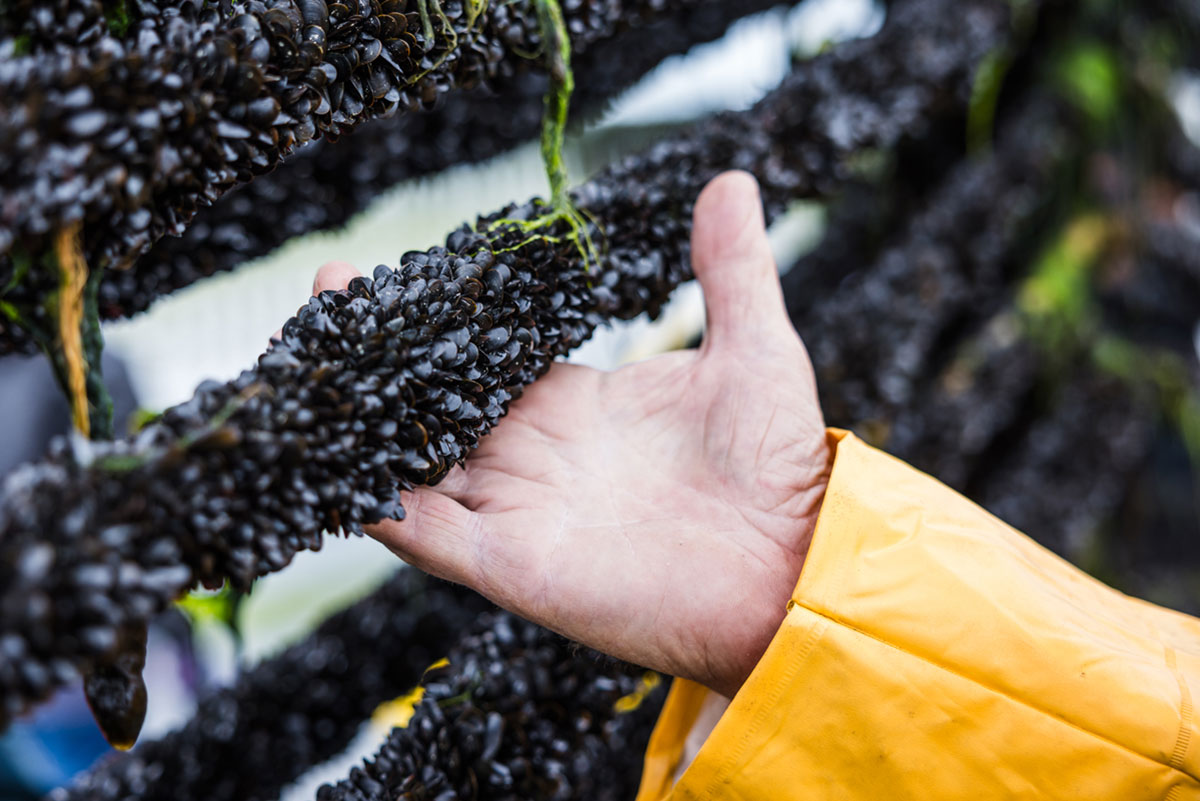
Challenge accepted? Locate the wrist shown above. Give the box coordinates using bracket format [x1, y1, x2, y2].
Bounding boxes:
[713, 436, 833, 697]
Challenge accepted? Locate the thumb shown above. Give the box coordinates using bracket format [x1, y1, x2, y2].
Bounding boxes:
[690, 171, 792, 352]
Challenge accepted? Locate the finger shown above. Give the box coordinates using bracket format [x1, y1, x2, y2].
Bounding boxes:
[690, 171, 793, 351]
[313, 260, 362, 295]
[368, 488, 485, 587]
[426, 464, 472, 502]
[268, 261, 362, 346]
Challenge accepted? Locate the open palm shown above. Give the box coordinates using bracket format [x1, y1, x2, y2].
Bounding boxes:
[315, 173, 831, 697]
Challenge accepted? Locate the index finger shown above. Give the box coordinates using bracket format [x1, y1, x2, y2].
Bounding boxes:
[270, 261, 364, 344]
[313, 261, 363, 294]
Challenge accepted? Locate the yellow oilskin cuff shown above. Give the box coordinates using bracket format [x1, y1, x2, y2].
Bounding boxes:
[635, 430, 1200, 801]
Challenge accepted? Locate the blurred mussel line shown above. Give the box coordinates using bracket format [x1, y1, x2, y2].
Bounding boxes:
[784, 0, 1200, 611]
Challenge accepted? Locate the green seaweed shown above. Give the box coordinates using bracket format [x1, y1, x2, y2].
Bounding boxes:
[482, 0, 602, 271]
[104, 0, 130, 37]
[1017, 212, 1107, 353]
[967, 0, 1036, 152]
[1054, 41, 1121, 126]
[967, 48, 1014, 153]
[410, 0, 491, 86]
[177, 584, 242, 630]
[0, 251, 31, 326]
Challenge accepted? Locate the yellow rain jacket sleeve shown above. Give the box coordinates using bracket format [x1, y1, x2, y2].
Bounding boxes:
[634, 430, 1200, 800]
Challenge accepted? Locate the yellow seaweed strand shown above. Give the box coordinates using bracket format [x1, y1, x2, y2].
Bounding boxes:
[55, 222, 91, 437]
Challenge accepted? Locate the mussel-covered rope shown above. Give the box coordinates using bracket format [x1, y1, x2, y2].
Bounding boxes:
[793, 98, 1072, 485]
[0, 0, 730, 286]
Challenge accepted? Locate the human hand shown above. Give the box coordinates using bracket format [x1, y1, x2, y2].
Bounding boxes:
[313, 172, 831, 698]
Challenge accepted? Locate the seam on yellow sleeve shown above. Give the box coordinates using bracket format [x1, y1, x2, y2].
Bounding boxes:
[700, 616, 830, 800]
[1166, 645, 1194, 772]
[797, 601, 1200, 784]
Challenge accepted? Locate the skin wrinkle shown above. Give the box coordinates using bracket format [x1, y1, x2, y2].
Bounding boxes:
[753, 404, 781, 470]
[700, 395, 726, 478]
[723, 398, 741, 481]
[507, 461, 565, 492]
[734, 507, 799, 569]
[528, 504, 574, 624]
[533, 523, 564, 622]
[466, 506, 490, 599]
[612, 503, 639, 567]
[647, 568, 673, 654]
[696, 583, 749, 701]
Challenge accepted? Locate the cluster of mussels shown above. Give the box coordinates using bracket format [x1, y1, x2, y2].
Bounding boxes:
[0, 0, 106, 52]
[10, 0, 774, 362]
[86, 0, 785, 338]
[974, 370, 1156, 556]
[790, 97, 1070, 486]
[0, 0, 1023, 732]
[0, 0, 708, 301]
[55, 572, 663, 801]
[317, 611, 664, 801]
[1096, 201, 1200, 354]
[53, 569, 495, 801]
